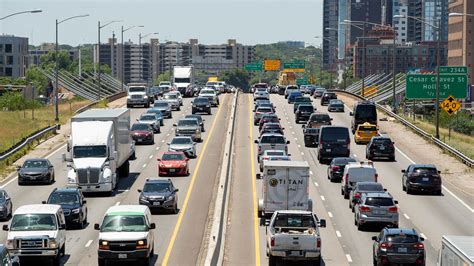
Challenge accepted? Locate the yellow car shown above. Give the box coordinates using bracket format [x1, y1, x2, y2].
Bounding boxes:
[354, 122, 379, 144]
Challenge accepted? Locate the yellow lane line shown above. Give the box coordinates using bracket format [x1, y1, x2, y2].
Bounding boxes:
[248, 94, 261, 266]
[162, 94, 227, 266]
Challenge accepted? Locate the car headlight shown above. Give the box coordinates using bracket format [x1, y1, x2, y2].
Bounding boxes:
[144, 95, 148, 98]
[206, 105, 210, 107]
[180, 162, 187, 167]
[127, 95, 131, 99]
[6, 240, 14, 249]
[139, 194, 147, 200]
[72, 208, 81, 214]
[68, 176, 76, 183]
[49, 239, 58, 249]
[167, 195, 174, 201]
[195, 129, 200, 133]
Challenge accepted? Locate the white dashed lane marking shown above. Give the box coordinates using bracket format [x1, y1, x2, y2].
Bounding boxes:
[328, 211, 333, 218]
[403, 213, 410, 220]
[336, 231, 342, 238]
[85, 240, 93, 248]
[346, 254, 353, 263]
[320, 195, 326, 201]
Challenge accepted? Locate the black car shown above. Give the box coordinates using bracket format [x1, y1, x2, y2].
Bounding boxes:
[17, 158, 55, 185]
[295, 104, 314, 123]
[327, 157, 357, 182]
[350, 101, 377, 133]
[317, 126, 351, 164]
[192, 97, 212, 115]
[372, 228, 425, 266]
[44, 187, 87, 228]
[138, 178, 179, 214]
[402, 164, 442, 195]
[303, 127, 319, 147]
[0, 190, 13, 221]
[260, 122, 284, 136]
[366, 136, 395, 161]
[185, 114, 205, 132]
[320, 92, 337, 106]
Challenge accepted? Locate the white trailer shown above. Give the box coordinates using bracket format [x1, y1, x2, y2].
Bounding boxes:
[257, 161, 312, 218]
[173, 66, 195, 97]
[437, 235, 474, 266]
[63, 109, 135, 195]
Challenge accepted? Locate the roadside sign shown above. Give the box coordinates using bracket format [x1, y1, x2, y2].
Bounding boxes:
[245, 62, 263, 71]
[283, 61, 305, 69]
[282, 68, 305, 73]
[264, 60, 281, 71]
[440, 95, 461, 116]
[439, 66, 468, 74]
[405, 74, 468, 99]
[296, 78, 308, 85]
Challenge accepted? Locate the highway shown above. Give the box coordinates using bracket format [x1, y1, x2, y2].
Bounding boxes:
[0, 94, 233, 266]
[224, 93, 473, 266]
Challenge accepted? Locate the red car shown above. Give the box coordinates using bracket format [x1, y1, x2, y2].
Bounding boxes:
[158, 152, 190, 176]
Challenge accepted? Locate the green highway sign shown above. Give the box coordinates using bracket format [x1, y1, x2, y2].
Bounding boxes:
[406, 74, 468, 99]
[439, 66, 468, 74]
[283, 61, 305, 69]
[296, 78, 308, 85]
[245, 62, 263, 71]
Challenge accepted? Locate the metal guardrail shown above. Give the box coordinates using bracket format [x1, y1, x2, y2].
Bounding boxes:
[331, 89, 474, 168]
[0, 124, 58, 163]
[0, 91, 127, 164]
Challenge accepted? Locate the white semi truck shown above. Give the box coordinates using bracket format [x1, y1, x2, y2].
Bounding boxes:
[437, 235, 473, 266]
[173, 66, 195, 97]
[257, 161, 312, 218]
[63, 109, 135, 195]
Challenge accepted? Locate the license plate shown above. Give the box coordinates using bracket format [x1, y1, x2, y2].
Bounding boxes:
[373, 210, 386, 215]
[118, 254, 127, 259]
[138, 138, 143, 142]
[398, 247, 407, 253]
[30, 176, 36, 180]
[380, 146, 385, 150]
[326, 149, 331, 152]
[422, 177, 429, 182]
[153, 202, 161, 206]
[169, 169, 175, 172]
[290, 251, 302, 256]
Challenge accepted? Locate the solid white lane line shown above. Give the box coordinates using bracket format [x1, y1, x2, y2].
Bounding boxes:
[314, 182, 319, 187]
[336, 231, 342, 238]
[346, 254, 353, 263]
[301, 152, 304, 156]
[403, 213, 410, 220]
[420, 233, 427, 240]
[320, 196, 326, 201]
[328, 211, 333, 218]
[115, 202, 120, 206]
[161, 140, 165, 143]
[156, 147, 160, 150]
[85, 240, 93, 248]
[298, 145, 301, 148]
[167, 133, 170, 136]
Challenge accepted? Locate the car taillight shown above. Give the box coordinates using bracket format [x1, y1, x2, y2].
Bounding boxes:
[271, 237, 275, 247]
[263, 156, 269, 161]
[256, 112, 261, 115]
[316, 238, 321, 248]
[380, 242, 392, 249]
[415, 243, 424, 249]
[332, 165, 341, 171]
[354, 192, 361, 198]
[375, 173, 378, 182]
[359, 206, 370, 212]
[388, 207, 398, 213]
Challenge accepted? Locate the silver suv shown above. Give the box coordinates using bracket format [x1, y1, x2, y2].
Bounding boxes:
[349, 182, 386, 212]
[354, 192, 398, 230]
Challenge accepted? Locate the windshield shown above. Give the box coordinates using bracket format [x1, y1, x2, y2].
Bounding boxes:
[175, 78, 190, 83]
[185, 115, 202, 123]
[143, 182, 172, 193]
[129, 87, 146, 93]
[162, 153, 186, 161]
[201, 89, 215, 95]
[274, 214, 315, 228]
[266, 151, 285, 156]
[373, 139, 392, 145]
[413, 167, 438, 174]
[355, 104, 377, 119]
[334, 158, 357, 165]
[257, 107, 272, 113]
[164, 94, 177, 99]
[295, 97, 311, 102]
[154, 102, 168, 108]
[73, 145, 107, 158]
[386, 234, 419, 243]
[194, 98, 209, 104]
[299, 105, 314, 111]
[310, 114, 331, 122]
[260, 136, 285, 144]
[140, 115, 156, 121]
[100, 215, 147, 232]
[178, 120, 198, 126]
[171, 138, 192, 145]
[23, 160, 47, 168]
[365, 197, 394, 206]
[255, 84, 268, 88]
[147, 110, 162, 117]
[206, 82, 218, 86]
[11, 214, 57, 231]
[48, 192, 80, 205]
[321, 128, 349, 142]
[358, 183, 384, 192]
[131, 124, 150, 131]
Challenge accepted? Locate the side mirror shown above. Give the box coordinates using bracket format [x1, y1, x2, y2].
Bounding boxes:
[83, 200, 87, 204]
[150, 223, 156, 230]
[174, 189, 179, 192]
[349, 112, 354, 116]
[157, 159, 161, 162]
[372, 236, 378, 241]
[420, 237, 424, 241]
[167, 143, 171, 145]
[2, 225, 8, 231]
[383, 189, 387, 191]
[253, 110, 255, 112]
[173, 124, 177, 127]
[42, 201, 46, 204]
[319, 219, 326, 228]
[330, 118, 333, 121]
[137, 189, 142, 193]
[94, 223, 100, 230]
[394, 200, 399, 204]
[286, 141, 290, 144]
[136, 119, 139, 121]
[254, 140, 259, 144]
[401, 170, 406, 173]
[15, 165, 21, 170]
[302, 125, 306, 128]
[438, 170, 441, 174]
[59, 224, 66, 230]
[256, 173, 261, 179]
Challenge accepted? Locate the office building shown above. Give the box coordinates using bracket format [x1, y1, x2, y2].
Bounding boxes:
[0, 35, 29, 78]
[323, 0, 339, 71]
[393, 0, 409, 43]
[448, 0, 473, 90]
[407, 0, 449, 42]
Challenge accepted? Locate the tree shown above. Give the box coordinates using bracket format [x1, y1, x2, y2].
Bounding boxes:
[39, 51, 73, 71]
[219, 68, 251, 91]
[26, 67, 49, 94]
[154, 73, 171, 85]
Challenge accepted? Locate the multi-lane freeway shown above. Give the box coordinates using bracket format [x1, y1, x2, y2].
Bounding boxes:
[0, 90, 472, 266]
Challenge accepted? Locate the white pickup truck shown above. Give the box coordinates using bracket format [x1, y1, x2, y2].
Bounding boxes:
[266, 210, 326, 266]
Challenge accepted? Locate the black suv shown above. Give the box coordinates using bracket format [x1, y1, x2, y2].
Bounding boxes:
[350, 101, 377, 133]
[320, 92, 337, 106]
[327, 157, 357, 182]
[366, 136, 395, 161]
[44, 187, 87, 229]
[372, 228, 425, 266]
[317, 126, 350, 164]
[402, 164, 442, 195]
[192, 97, 211, 115]
[138, 178, 179, 214]
[295, 104, 314, 123]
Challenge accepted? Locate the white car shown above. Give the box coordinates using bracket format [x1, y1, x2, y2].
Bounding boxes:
[259, 150, 290, 172]
[341, 161, 378, 199]
[4, 204, 67, 264]
[95, 205, 155, 266]
[199, 88, 219, 107]
[163, 92, 181, 111]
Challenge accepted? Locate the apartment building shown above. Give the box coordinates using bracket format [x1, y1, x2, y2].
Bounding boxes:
[0, 35, 29, 78]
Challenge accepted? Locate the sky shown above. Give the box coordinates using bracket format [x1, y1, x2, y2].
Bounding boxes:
[0, 0, 324, 47]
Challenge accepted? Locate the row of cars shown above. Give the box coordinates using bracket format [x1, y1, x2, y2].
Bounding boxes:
[1, 85, 223, 265]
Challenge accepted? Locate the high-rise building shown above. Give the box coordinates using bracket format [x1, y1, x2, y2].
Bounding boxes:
[448, 0, 473, 91]
[323, 0, 339, 71]
[0, 35, 29, 78]
[393, 0, 409, 43]
[347, 0, 383, 44]
[407, 0, 449, 42]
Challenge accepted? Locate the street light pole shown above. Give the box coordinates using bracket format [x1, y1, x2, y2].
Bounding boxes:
[55, 14, 89, 122]
[0, 9, 42, 20]
[97, 20, 121, 100]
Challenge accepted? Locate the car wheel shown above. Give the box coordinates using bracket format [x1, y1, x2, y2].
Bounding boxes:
[177, 107, 181, 111]
[17, 180, 23, 186]
[373, 254, 377, 266]
[357, 219, 363, 231]
[349, 200, 352, 209]
[402, 182, 406, 191]
[173, 203, 179, 214]
[406, 185, 412, 194]
[435, 189, 442, 195]
[268, 255, 278, 266]
[60, 244, 65, 257]
[161, 121, 164, 126]
[98, 258, 106, 266]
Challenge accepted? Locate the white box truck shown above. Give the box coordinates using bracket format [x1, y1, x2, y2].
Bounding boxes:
[257, 161, 312, 218]
[437, 235, 474, 266]
[173, 66, 195, 97]
[63, 109, 135, 195]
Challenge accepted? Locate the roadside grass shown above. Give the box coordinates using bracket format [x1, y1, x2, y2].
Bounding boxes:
[400, 114, 474, 159]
